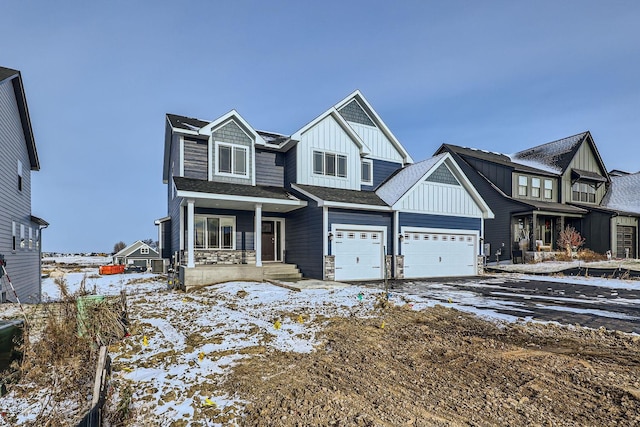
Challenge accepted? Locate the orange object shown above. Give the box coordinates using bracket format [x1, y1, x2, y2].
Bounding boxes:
[99, 264, 125, 275]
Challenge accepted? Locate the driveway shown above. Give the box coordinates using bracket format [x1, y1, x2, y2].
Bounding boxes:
[362, 274, 640, 334]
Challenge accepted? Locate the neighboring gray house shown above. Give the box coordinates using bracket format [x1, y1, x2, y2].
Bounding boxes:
[113, 240, 161, 270]
[0, 66, 47, 303]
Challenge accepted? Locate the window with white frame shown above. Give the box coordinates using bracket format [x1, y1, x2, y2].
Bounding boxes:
[28, 227, 33, 249]
[544, 179, 553, 199]
[531, 178, 541, 198]
[20, 224, 25, 248]
[12, 222, 16, 251]
[518, 175, 528, 196]
[361, 159, 373, 185]
[313, 150, 347, 178]
[215, 142, 248, 177]
[140, 246, 150, 255]
[194, 215, 235, 249]
[17, 160, 23, 192]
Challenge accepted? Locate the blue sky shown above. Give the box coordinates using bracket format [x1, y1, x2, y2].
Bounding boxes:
[2, 1, 639, 253]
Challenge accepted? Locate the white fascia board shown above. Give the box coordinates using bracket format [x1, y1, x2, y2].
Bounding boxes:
[114, 240, 144, 258]
[291, 184, 389, 211]
[291, 108, 371, 156]
[176, 190, 307, 207]
[154, 216, 171, 225]
[335, 90, 414, 164]
[324, 201, 391, 211]
[199, 110, 261, 142]
[444, 156, 495, 219]
[172, 128, 200, 136]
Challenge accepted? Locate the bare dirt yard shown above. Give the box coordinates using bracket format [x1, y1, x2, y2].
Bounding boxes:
[222, 302, 640, 427]
[2, 258, 640, 426]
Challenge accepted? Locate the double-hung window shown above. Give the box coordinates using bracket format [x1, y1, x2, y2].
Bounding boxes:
[194, 216, 235, 249]
[518, 176, 528, 196]
[531, 178, 541, 198]
[216, 142, 248, 177]
[544, 179, 553, 199]
[313, 150, 347, 178]
[17, 160, 23, 192]
[361, 159, 373, 185]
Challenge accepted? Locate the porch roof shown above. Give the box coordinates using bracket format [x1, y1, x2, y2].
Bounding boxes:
[292, 184, 390, 209]
[513, 200, 588, 216]
[174, 177, 307, 212]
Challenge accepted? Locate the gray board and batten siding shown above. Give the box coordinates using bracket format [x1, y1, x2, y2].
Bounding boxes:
[0, 74, 41, 303]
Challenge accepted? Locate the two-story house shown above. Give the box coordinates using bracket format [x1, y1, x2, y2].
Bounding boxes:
[0, 66, 47, 303]
[159, 91, 493, 287]
[437, 131, 638, 261]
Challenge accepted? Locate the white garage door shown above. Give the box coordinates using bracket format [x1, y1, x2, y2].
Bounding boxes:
[334, 228, 384, 281]
[402, 230, 476, 278]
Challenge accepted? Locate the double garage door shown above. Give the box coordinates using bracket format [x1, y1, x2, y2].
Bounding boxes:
[402, 230, 477, 278]
[332, 225, 478, 281]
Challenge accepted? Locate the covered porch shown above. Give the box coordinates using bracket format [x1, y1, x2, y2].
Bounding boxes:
[510, 202, 587, 262]
[173, 178, 307, 283]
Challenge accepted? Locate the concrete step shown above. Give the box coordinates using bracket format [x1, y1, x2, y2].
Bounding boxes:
[263, 263, 302, 279]
[264, 272, 303, 280]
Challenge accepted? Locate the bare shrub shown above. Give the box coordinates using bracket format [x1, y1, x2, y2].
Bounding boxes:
[558, 226, 586, 256]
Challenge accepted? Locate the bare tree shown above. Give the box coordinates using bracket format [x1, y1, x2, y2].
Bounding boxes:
[557, 226, 586, 257]
[113, 241, 126, 254]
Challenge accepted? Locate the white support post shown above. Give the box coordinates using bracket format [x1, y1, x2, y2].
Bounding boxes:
[187, 199, 195, 268]
[393, 210, 399, 256]
[255, 203, 262, 267]
[322, 206, 329, 257]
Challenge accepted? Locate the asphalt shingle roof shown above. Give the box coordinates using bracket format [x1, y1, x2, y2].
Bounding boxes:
[294, 184, 388, 206]
[0, 66, 19, 82]
[601, 172, 640, 215]
[441, 144, 556, 176]
[511, 132, 588, 174]
[173, 177, 299, 201]
[376, 154, 445, 205]
[166, 114, 209, 132]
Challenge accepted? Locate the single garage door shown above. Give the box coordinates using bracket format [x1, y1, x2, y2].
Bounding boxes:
[402, 231, 476, 278]
[334, 229, 384, 281]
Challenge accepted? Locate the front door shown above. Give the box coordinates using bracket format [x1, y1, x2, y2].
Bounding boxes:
[262, 221, 275, 261]
[261, 220, 283, 262]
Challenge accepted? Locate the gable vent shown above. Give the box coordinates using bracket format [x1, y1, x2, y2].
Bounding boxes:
[338, 100, 375, 127]
[426, 164, 460, 186]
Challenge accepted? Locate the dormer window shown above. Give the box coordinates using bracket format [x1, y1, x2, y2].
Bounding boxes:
[313, 150, 347, 178]
[215, 142, 248, 177]
[141, 247, 150, 255]
[361, 159, 373, 185]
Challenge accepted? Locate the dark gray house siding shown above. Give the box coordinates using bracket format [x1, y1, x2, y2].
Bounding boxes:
[183, 138, 208, 180]
[462, 156, 513, 196]
[160, 220, 171, 259]
[582, 210, 613, 255]
[255, 148, 284, 187]
[284, 145, 297, 188]
[284, 201, 323, 279]
[361, 159, 403, 191]
[0, 73, 41, 303]
[329, 209, 394, 254]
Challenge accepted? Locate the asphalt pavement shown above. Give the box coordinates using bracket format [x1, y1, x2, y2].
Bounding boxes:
[362, 275, 640, 334]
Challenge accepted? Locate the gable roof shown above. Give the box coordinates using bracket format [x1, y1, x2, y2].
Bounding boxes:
[0, 66, 39, 170]
[511, 132, 588, 174]
[376, 152, 494, 218]
[113, 240, 159, 258]
[437, 143, 557, 176]
[334, 90, 414, 164]
[601, 172, 640, 215]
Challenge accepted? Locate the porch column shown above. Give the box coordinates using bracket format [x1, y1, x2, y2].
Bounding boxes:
[255, 203, 262, 267]
[393, 210, 399, 256]
[187, 199, 195, 268]
[323, 206, 329, 256]
[532, 212, 538, 249]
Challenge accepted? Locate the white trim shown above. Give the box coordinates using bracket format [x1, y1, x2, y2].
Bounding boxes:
[193, 214, 237, 250]
[255, 204, 262, 267]
[292, 108, 371, 155]
[198, 110, 265, 145]
[176, 190, 307, 207]
[290, 184, 391, 211]
[393, 210, 399, 256]
[391, 154, 494, 219]
[208, 138, 213, 181]
[261, 217, 286, 262]
[214, 141, 249, 178]
[361, 158, 373, 185]
[179, 136, 184, 176]
[187, 199, 195, 268]
[323, 206, 329, 258]
[333, 90, 414, 163]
